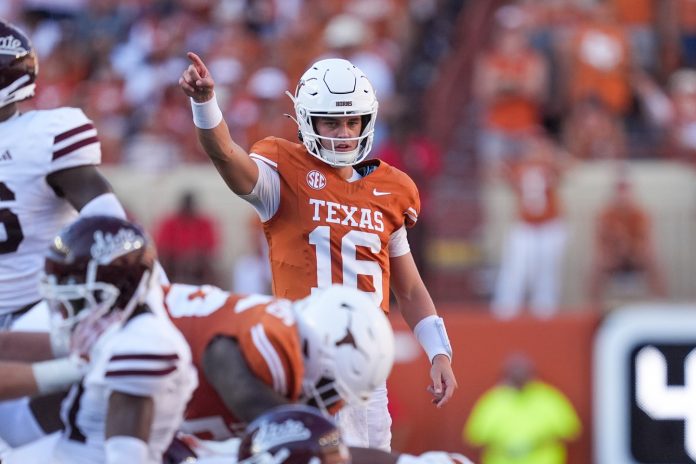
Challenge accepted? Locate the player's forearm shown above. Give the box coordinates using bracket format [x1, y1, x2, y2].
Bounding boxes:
[0, 356, 84, 400]
[395, 283, 438, 331]
[0, 331, 54, 362]
[0, 362, 39, 400]
[196, 121, 258, 195]
[395, 284, 453, 364]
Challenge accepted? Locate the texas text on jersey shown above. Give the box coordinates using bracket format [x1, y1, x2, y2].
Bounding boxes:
[248, 137, 420, 312]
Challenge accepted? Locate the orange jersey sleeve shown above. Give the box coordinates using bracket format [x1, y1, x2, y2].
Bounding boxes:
[257, 138, 421, 312]
[164, 284, 303, 440]
[249, 136, 282, 170]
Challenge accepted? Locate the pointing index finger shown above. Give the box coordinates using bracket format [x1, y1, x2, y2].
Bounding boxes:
[187, 52, 208, 79]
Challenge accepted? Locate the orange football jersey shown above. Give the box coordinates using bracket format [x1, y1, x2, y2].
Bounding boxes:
[249, 137, 421, 312]
[163, 283, 304, 440]
[510, 157, 560, 225]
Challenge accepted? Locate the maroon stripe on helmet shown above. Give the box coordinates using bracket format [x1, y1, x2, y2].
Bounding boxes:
[110, 353, 179, 362]
[54, 123, 94, 143]
[105, 366, 178, 377]
[52, 136, 99, 160]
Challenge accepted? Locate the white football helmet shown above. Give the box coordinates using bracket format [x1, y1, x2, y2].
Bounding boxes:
[292, 285, 394, 413]
[287, 58, 378, 166]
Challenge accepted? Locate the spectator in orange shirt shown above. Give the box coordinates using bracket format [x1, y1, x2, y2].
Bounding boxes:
[589, 174, 666, 306]
[473, 5, 549, 177]
[154, 190, 220, 285]
[492, 131, 568, 319]
[609, 0, 657, 73]
[564, 3, 633, 116]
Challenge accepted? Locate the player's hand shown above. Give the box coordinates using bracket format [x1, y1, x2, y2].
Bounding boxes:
[71, 311, 124, 361]
[427, 354, 458, 408]
[179, 52, 215, 103]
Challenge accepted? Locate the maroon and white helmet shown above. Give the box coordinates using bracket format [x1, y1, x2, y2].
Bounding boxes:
[0, 19, 37, 108]
[39, 216, 156, 337]
[237, 404, 350, 464]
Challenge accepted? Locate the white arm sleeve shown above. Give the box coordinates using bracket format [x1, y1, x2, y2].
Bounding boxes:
[79, 193, 127, 219]
[389, 225, 410, 257]
[239, 158, 280, 222]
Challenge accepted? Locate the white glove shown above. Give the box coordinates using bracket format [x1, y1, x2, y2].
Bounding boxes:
[397, 451, 475, 464]
[32, 355, 87, 394]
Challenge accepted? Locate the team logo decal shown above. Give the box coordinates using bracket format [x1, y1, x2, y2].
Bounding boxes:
[253, 419, 311, 450]
[306, 170, 326, 190]
[91, 228, 143, 263]
[0, 35, 26, 55]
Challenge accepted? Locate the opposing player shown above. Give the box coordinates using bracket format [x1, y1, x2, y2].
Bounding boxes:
[163, 283, 394, 441]
[0, 19, 127, 328]
[180, 51, 457, 450]
[192, 404, 474, 464]
[2, 216, 197, 463]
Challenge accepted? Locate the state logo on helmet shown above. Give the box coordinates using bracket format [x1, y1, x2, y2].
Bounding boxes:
[0, 19, 38, 108]
[238, 404, 349, 464]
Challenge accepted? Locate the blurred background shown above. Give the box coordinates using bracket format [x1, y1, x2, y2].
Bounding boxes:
[4, 0, 696, 462]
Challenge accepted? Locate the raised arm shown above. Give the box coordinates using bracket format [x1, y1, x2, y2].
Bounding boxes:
[179, 52, 259, 195]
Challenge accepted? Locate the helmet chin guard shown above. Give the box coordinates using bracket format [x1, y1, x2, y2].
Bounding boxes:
[288, 58, 378, 167]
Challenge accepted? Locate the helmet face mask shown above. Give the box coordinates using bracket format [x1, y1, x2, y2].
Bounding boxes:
[40, 261, 121, 334]
[40, 217, 156, 346]
[0, 20, 38, 109]
[289, 58, 378, 167]
[302, 376, 344, 416]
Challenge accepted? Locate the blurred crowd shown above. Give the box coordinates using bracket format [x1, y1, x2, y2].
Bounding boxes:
[473, 0, 696, 173]
[4, 0, 694, 311]
[1, 0, 460, 170]
[467, 0, 696, 315]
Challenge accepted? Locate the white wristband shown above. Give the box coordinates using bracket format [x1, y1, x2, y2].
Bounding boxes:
[191, 94, 223, 129]
[79, 193, 127, 219]
[414, 315, 453, 363]
[105, 436, 148, 464]
[32, 356, 85, 394]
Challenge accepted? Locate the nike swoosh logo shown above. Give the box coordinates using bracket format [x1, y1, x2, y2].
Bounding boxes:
[373, 188, 391, 196]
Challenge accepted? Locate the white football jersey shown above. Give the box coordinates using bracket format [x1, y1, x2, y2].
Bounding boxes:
[0, 107, 101, 315]
[51, 310, 197, 464]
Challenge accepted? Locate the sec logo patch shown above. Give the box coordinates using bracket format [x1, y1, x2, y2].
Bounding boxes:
[306, 170, 326, 190]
